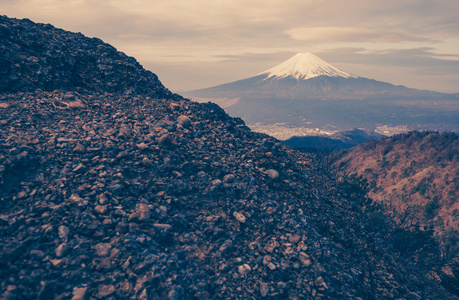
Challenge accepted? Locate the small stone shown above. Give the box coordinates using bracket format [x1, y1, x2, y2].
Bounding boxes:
[300, 257, 312, 267]
[94, 243, 111, 257]
[129, 203, 151, 222]
[50, 259, 62, 266]
[72, 163, 87, 173]
[55, 243, 69, 257]
[98, 193, 108, 205]
[194, 291, 210, 300]
[219, 239, 233, 253]
[136, 203, 151, 221]
[260, 282, 269, 297]
[68, 194, 87, 206]
[238, 264, 251, 276]
[94, 205, 108, 214]
[263, 255, 271, 265]
[153, 223, 172, 232]
[72, 287, 87, 300]
[168, 286, 184, 300]
[233, 211, 246, 223]
[96, 285, 115, 298]
[315, 276, 328, 290]
[141, 157, 153, 167]
[58, 225, 69, 239]
[223, 173, 235, 183]
[17, 191, 27, 199]
[169, 103, 180, 111]
[157, 134, 177, 148]
[265, 169, 279, 179]
[0, 214, 8, 223]
[136, 142, 148, 150]
[73, 143, 85, 153]
[30, 249, 45, 259]
[289, 234, 301, 244]
[275, 282, 286, 289]
[177, 115, 192, 127]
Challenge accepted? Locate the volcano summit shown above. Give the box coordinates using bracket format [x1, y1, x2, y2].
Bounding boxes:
[258, 52, 356, 81]
[184, 53, 459, 138]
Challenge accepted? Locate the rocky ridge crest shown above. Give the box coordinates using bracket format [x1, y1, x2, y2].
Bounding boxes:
[0, 15, 178, 99]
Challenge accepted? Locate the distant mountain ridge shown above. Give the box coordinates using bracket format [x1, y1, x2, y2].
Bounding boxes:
[184, 53, 459, 138]
[186, 53, 455, 101]
[283, 128, 385, 152]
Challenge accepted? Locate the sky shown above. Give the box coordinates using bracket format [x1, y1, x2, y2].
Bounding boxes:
[2, 0, 459, 93]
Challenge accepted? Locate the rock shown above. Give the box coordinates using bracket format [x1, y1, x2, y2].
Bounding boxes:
[136, 142, 148, 150]
[260, 281, 269, 297]
[153, 224, 172, 232]
[265, 169, 279, 179]
[177, 115, 192, 128]
[30, 249, 45, 260]
[55, 243, 69, 258]
[233, 211, 246, 223]
[315, 276, 328, 290]
[97, 193, 109, 205]
[299, 252, 312, 267]
[219, 239, 233, 253]
[157, 134, 178, 148]
[72, 287, 87, 300]
[96, 285, 115, 299]
[223, 173, 235, 183]
[263, 255, 271, 266]
[94, 205, 108, 214]
[238, 264, 252, 276]
[94, 243, 111, 257]
[289, 234, 301, 244]
[73, 143, 85, 153]
[58, 225, 69, 239]
[168, 286, 184, 300]
[129, 203, 151, 222]
[17, 191, 27, 199]
[141, 157, 153, 167]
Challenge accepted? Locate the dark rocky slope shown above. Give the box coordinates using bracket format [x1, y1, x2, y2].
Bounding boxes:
[0, 15, 178, 99]
[0, 16, 455, 299]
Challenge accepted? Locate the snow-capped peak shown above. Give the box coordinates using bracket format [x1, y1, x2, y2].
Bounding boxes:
[259, 52, 356, 80]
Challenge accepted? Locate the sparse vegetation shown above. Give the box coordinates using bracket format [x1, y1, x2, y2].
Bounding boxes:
[332, 131, 459, 295]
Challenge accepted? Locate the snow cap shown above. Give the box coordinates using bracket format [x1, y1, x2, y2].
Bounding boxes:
[259, 52, 356, 80]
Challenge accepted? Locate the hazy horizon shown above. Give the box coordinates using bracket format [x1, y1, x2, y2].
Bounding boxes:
[2, 0, 459, 93]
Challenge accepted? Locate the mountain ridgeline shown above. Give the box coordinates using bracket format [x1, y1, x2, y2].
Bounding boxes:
[0, 16, 179, 99]
[0, 16, 456, 299]
[184, 53, 459, 139]
[282, 128, 385, 152]
[187, 53, 451, 101]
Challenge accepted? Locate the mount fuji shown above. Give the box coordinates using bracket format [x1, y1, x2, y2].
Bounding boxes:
[185, 52, 452, 101]
[183, 53, 459, 139]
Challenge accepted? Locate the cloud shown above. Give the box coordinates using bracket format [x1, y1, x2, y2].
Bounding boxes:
[286, 27, 431, 43]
